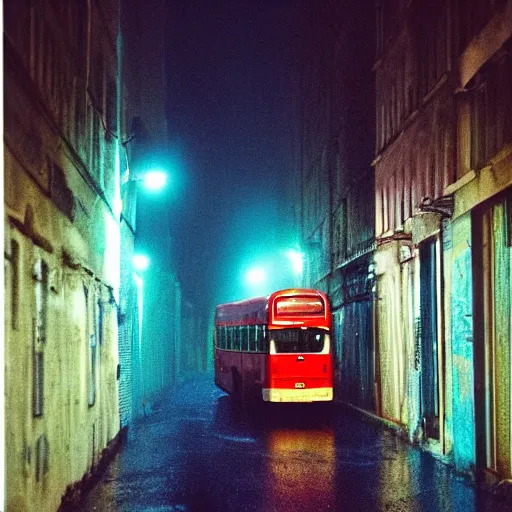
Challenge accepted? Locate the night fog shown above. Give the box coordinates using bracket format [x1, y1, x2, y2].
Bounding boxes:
[7, 1, 512, 509]
[164, 0, 303, 312]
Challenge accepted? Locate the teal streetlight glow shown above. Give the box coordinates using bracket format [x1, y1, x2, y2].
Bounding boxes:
[133, 254, 150, 271]
[143, 170, 167, 191]
[285, 249, 304, 276]
[246, 266, 266, 286]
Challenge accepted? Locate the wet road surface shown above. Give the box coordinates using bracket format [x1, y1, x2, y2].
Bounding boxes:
[79, 373, 512, 511]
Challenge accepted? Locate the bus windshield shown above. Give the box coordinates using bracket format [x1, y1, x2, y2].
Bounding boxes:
[270, 328, 328, 354]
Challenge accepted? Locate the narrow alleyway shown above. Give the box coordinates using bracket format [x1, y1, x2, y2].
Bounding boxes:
[76, 373, 512, 512]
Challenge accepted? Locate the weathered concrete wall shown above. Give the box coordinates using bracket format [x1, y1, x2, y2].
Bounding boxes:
[118, 220, 136, 428]
[441, 219, 454, 457]
[139, 268, 183, 405]
[4, 155, 120, 512]
[448, 1, 512, 480]
[4, 1, 122, 509]
[374, 241, 410, 427]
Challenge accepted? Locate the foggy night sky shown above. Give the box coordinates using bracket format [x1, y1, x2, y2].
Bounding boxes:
[165, 1, 305, 313]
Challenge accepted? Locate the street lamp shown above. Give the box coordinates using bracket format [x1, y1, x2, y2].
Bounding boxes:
[246, 266, 266, 286]
[132, 254, 149, 272]
[121, 167, 168, 190]
[142, 170, 167, 192]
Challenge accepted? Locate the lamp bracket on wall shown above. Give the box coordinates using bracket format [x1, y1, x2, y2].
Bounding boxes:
[418, 195, 454, 218]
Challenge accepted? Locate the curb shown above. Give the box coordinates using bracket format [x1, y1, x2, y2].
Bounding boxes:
[58, 427, 128, 510]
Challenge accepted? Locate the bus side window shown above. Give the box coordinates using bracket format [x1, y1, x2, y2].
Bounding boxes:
[221, 326, 227, 349]
[261, 325, 269, 353]
[255, 325, 260, 352]
[249, 325, 256, 352]
[227, 327, 232, 350]
[255, 325, 264, 352]
[234, 326, 240, 351]
[242, 325, 248, 351]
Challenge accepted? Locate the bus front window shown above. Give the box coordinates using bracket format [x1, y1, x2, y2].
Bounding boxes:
[271, 328, 328, 354]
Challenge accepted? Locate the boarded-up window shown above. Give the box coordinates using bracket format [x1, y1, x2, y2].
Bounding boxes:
[35, 433, 49, 482]
[85, 286, 97, 407]
[33, 258, 49, 417]
[96, 298, 104, 345]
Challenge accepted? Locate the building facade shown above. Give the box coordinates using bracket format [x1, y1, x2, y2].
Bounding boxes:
[374, 0, 512, 483]
[299, 1, 376, 410]
[373, 0, 455, 455]
[120, 0, 186, 406]
[299, 0, 512, 485]
[448, 0, 512, 483]
[4, 1, 122, 510]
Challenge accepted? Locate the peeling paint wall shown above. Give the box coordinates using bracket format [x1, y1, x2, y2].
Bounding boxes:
[442, 219, 454, 456]
[4, 1, 121, 510]
[450, 0, 512, 481]
[450, 214, 476, 473]
[373, 0, 455, 459]
[4, 188, 120, 512]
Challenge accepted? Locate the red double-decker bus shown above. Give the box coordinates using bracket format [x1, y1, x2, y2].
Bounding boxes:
[214, 288, 333, 403]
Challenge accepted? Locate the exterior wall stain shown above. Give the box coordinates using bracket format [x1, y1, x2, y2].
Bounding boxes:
[295, 0, 512, 486]
[4, 1, 123, 510]
[450, 214, 476, 473]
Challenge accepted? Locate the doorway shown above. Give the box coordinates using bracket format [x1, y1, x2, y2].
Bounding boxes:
[419, 238, 441, 440]
[473, 194, 511, 478]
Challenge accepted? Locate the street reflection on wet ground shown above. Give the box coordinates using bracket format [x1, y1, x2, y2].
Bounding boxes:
[79, 374, 512, 512]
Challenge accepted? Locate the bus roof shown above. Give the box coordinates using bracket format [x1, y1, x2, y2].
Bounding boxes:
[215, 289, 330, 328]
[215, 296, 268, 325]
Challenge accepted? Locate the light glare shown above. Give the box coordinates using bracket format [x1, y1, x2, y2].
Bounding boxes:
[133, 254, 149, 271]
[246, 266, 266, 285]
[286, 249, 304, 275]
[143, 170, 167, 191]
